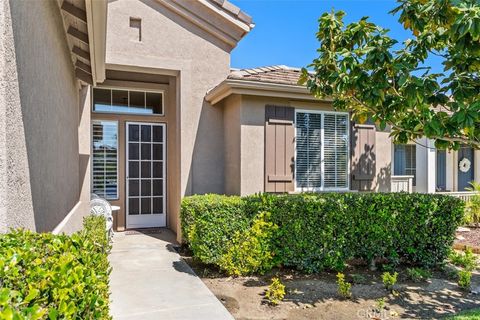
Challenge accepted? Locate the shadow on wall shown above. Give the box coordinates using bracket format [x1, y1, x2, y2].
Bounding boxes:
[11, 0, 80, 231]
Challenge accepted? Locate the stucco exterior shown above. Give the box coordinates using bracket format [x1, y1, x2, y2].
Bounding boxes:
[0, 0, 90, 233]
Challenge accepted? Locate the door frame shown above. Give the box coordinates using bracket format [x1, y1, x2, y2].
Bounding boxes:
[125, 121, 167, 229]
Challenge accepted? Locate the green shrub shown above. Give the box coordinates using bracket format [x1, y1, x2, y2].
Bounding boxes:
[449, 248, 478, 271]
[218, 212, 279, 276]
[265, 277, 285, 305]
[406, 267, 432, 282]
[336, 273, 352, 299]
[458, 270, 472, 291]
[181, 194, 251, 265]
[465, 182, 480, 225]
[382, 272, 398, 291]
[181, 193, 464, 273]
[0, 216, 111, 319]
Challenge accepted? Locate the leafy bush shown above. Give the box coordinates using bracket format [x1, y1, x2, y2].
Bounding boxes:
[181, 193, 464, 273]
[382, 272, 398, 291]
[458, 270, 472, 291]
[181, 194, 251, 265]
[336, 273, 352, 299]
[465, 182, 480, 226]
[449, 248, 478, 271]
[265, 277, 285, 305]
[0, 216, 111, 319]
[406, 268, 432, 282]
[218, 212, 279, 276]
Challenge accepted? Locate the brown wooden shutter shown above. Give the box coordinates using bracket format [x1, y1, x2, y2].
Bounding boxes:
[265, 105, 295, 193]
[350, 123, 376, 191]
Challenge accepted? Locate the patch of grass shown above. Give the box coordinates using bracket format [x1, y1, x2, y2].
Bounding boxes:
[446, 308, 480, 319]
[406, 267, 432, 282]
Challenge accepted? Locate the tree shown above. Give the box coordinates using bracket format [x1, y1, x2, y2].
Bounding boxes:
[300, 0, 480, 149]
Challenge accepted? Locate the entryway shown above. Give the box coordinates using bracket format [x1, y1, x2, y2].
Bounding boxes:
[126, 122, 166, 228]
[458, 146, 474, 191]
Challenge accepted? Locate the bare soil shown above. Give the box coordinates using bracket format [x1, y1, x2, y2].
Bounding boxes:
[456, 227, 480, 248]
[182, 254, 480, 320]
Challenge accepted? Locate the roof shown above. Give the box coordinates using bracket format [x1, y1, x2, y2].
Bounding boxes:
[208, 0, 253, 25]
[228, 65, 304, 86]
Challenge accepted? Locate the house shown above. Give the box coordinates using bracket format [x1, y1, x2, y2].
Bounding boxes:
[1, 0, 478, 240]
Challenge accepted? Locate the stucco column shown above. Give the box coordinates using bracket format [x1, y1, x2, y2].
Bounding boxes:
[446, 150, 454, 192]
[475, 150, 480, 184]
[415, 138, 436, 193]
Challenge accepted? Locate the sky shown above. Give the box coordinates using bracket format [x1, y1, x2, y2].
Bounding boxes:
[229, 0, 443, 72]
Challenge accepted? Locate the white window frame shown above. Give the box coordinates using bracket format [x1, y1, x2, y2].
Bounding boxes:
[294, 109, 350, 192]
[392, 143, 417, 187]
[91, 120, 119, 200]
[91, 86, 165, 116]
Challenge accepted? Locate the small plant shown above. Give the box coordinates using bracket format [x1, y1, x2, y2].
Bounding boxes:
[406, 267, 432, 282]
[376, 297, 386, 311]
[449, 248, 478, 271]
[382, 272, 398, 291]
[465, 182, 480, 226]
[458, 270, 472, 291]
[265, 277, 285, 305]
[337, 273, 352, 299]
[351, 273, 367, 284]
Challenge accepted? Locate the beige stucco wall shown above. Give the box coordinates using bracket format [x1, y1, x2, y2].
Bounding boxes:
[223, 95, 393, 194]
[223, 95, 241, 195]
[1, 0, 87, 232]
[105, 0, 230, 201]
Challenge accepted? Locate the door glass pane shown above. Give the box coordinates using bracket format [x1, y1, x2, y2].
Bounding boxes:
[141, 198, 151, 214]
[153, 179, 163, 196]
[128, 143, 139, 160]
[129, 161, 139, 179]
[153, 126, 163, 142]
[129, 198, 139, 215]
[129, 125, 140, 141]
[153, 197, 163, 214]
[129, 180, 139, 196]
[141, 125, 151, 142]
[153, 162, 163, 178]
[141, 180, 151, 196]
[141, 143, 151, 160]
[141, 162, 151, 178]
[153, 144, 163, 160]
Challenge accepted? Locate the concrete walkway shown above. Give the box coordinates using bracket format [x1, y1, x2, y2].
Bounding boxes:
[109, 230, 233, 320]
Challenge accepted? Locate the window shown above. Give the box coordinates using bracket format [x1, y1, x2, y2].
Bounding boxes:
[92, 88, 163, 115]
[92, 120, 118, 199]
[295, 111, 349, 190]
[129, 17, 142, 41]
[394, 144, 416, 186]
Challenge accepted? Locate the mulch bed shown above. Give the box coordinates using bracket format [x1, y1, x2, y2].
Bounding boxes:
[455, 227, 480, 253]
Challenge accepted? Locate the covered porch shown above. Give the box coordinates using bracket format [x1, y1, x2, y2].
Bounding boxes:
[391, 138, 480, 199]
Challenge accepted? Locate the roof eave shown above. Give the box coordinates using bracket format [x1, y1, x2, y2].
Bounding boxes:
[85, 0, 107, 85]
[206, 79, 331, 105]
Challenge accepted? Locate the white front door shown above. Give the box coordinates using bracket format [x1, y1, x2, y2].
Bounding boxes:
[126, 122, 166, 228]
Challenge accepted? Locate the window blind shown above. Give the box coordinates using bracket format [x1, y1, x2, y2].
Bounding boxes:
[324, 114, 349, 189]
[92, 120, 118, 199]
[295, 112, 349, 190]
[394, 144, 416, 186]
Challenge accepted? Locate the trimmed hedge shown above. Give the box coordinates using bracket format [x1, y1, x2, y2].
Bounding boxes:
[181, 193, 464, 274]
[0, 216, 111, 319]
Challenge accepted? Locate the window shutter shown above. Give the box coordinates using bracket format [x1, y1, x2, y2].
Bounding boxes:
[350, 123, 376, 191]
[265, 105, 295, 192]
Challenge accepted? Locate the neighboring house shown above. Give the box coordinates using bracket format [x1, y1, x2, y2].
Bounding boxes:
[1, 0, 478, 240]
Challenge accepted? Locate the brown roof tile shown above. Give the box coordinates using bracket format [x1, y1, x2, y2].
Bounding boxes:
[228, 65, 304, 86]
[207, 0, 253, 25]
